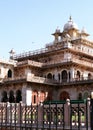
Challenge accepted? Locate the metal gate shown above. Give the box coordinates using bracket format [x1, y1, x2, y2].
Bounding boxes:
[0, 99, 91, 130]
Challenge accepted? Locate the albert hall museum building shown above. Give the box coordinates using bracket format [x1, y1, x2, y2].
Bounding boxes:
[0, 16, 93, 105]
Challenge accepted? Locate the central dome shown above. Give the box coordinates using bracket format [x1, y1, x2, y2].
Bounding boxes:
[63, 16, 78, 32]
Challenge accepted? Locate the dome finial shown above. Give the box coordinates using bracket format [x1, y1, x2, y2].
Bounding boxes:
[69, 15, 72, 21]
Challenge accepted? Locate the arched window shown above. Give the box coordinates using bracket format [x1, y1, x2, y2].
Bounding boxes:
[8, 69, 12, 78]
[53, 74, 55, 80]
[78, 93, 82, 100]
[1, 91, 8, 102]
[47, 73, 52, 79]
[33, 95, 36, 104]
[88, 73, 92, 79]
[83, 92, 89, 99]
[68, 71, 71, 81]
[61, 70, 67, 82]
[16, 90, 22, 103]
[58, 73, 60, 81]
[76, 71, 80, 80]
[9, 90, 15, 103]
[60, 91, 70, 100]
[32, 91, 37, 104]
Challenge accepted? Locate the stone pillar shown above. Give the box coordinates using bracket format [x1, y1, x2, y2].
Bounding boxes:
[64, 99, 70, 129]
[22, 85, 26, 104]
[87, 98, 91, 129]
[70, 68, 75, 81]
[38, 104, 43, 125]
[26, 89, 32, 105]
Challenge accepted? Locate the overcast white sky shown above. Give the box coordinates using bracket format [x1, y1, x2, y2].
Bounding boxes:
[0, 0, 93, 59]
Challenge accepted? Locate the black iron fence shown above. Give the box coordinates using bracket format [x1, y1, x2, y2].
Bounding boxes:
[0, 99, 91, 130]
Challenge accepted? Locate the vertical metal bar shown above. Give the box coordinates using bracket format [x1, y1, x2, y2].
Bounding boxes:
[20, 102, 22, 130]
[78, 102, 80, 130]
[25, 104, 27, 130]
[43, 103, 44, 130]
[30, 103, 32, 130]
[55, 102, 57, 130]
[10, 103, 12, 130]
[1, 104, 3, 130]
[14, 103, 16, 130]
[70, 103, 72, 130]
[36, 104, 38, 130]
[90, 97, 93, 130]
[49, 102, 51, 130]
[63, 103, 65, 130]
[86, 99, 88, 130]
[5, 103, 7, 129]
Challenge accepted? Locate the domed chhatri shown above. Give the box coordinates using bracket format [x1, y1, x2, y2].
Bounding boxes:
[63, 16, 79, 32]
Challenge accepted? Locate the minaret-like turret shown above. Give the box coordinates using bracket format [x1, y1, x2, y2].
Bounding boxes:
[9, 48, 15, 59]
[52, 27, 61, 43]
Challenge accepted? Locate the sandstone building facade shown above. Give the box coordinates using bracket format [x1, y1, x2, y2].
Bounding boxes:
[0, 16, 93, 105]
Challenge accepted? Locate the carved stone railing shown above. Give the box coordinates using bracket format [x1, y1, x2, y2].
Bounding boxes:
[17, 60, 43, 67]
[3, 76, 26, 82]
[43, 58, 93, 68]
[27, 75, 58, 85]
[2, 74, 93, 85]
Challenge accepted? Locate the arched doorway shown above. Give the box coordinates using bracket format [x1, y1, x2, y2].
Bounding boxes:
[68, 71, 71, 81]
[83, 92, 89, 99]
[8, 69, 12, 78]
[32, 91, 38, 104]
[47, 73, 52, 79]
[60, 91, 70, 100]
[88, 73, 92, 79]
[9, 90, 15, 103]
[58, 73, 60, 82]
[78, 93, 82, 100]
[76, 71, 80, 80]
[16, 90, 22, 103]
[1, 91, 8, 102]
[61, 70, 68, 82]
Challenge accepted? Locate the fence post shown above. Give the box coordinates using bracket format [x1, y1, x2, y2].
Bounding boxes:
[38, 102, 43, 126]
[6, 102, 10, 124]
[90, 92, 93, 130]
[86, 98, 91, 129]
[65, 99, 70, 129]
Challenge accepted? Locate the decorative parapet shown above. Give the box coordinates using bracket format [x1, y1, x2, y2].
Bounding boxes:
[17, 60, 43, 68]
[0, 58, 16, 66]
[42, 58, 93, 68]
[26, 75, 58, 85]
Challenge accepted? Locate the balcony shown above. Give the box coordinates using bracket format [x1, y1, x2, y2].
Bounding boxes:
[3, 76, 26, 84]
[26, 75, 58, 85]
[42, 57, 93, 69]
[17, 60, 43, 68]
[2, 75, 58, 85]
[2, 74, 93, 86]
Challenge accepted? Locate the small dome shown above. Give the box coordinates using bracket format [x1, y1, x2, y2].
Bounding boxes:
[55, 28, 60, 33]
[81, 27, 89, 36]
[55, 26, 60, 33]
[63, 16, 78, 31]
[81, 27, 87, 34]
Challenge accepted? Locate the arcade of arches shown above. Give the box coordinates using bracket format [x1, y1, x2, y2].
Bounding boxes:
[47, 70, 92, 82]
[1, 90, 22, 103]
[60, 91, 70, 100]
[32, 90, 89, 104]
[32, 91, 52, 104]
[1, 89, 89, 104]
[47, 70, 69, 82]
